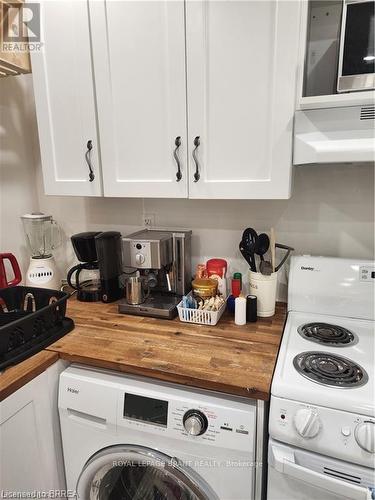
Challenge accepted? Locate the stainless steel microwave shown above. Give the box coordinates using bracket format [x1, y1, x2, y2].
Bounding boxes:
[337, 0, 375, 92]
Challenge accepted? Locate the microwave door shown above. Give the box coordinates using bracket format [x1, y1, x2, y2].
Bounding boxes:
[337, 0, 375, 92]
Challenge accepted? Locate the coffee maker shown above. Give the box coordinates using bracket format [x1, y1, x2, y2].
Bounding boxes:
[119, 229, 192, 319]
[67, 231, 122, 303]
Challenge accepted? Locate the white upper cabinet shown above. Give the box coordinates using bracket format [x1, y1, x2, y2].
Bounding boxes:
[31, 1, 102, 196]
[185, 0, 301, 199]
[89, 0, 188, 198]
[32, 0, 301, 199]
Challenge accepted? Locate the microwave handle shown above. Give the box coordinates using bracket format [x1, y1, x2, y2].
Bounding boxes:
[270, 443, 372, 500]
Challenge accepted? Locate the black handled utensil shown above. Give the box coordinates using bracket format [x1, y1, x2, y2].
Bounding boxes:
[255, 233, 273, 275]
[239, 228, 258, 272]
[274, 243, 295, 272]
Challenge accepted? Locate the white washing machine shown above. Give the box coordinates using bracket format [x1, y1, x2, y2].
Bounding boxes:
[59, 365, 264, 500]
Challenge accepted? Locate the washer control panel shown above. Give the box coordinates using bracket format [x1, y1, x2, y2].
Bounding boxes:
[120, 392, 256, 451]
[359, 266, 375, 282]
[269, 396, 374, 468]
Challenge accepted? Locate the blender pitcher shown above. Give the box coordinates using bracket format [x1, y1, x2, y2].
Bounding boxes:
[21, 213, 62, 289]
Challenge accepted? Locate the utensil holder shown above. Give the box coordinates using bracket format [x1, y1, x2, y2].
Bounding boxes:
[248, 271, 277, 317]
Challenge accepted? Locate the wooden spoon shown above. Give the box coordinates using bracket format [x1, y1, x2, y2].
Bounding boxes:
[270, 228, 276, 273]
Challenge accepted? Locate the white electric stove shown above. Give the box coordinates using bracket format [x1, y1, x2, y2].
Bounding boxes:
[268, 256, 375, 500]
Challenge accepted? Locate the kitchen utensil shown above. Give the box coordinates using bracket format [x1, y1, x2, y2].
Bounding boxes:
[274, 243, 295, 272]
[126, 276, 150, 305]
[0, 253, 22, 288]
[260, 260, 273, 276]
[270, 228, 276, 273]
[255, 233, 273, 276]
[239, 228, 258, 272]
[21, 212, 62, 290]
[239, 242, 252, 268]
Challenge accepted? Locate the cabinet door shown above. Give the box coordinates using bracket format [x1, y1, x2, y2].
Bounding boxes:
[30, 1, 102, 196]
[0, 364, 66, 495]
[186, 0, 301, 199]
[90, 1, 188, 198]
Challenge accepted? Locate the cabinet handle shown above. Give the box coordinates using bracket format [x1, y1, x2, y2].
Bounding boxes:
[192, 136, 200, 182]
[85, 140, 95, 182]
[174, 136, 182, 182]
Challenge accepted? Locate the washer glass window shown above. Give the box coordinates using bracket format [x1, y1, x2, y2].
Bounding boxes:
[77, 445, 217, 500]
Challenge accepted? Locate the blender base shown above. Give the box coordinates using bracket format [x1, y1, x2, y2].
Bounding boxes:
[26, 255, 61, 290]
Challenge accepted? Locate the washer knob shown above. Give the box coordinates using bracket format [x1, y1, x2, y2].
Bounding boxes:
[294, 408, 321, 438]
[135, 253, 145, 265]
[183, 410, 208, 436]
[355, 421, 375, 453]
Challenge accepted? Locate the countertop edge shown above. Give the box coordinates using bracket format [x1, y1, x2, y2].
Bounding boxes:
[0, 351, 59, 402]
[51, 351, 271, 401]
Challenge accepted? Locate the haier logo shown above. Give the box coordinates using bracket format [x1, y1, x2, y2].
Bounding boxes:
[67, 387, 79, 394]
[301, 266, 315, 271]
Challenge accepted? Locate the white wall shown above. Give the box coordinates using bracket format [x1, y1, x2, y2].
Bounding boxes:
[0, 75, 39, 273]
[1, 75, 374, 298]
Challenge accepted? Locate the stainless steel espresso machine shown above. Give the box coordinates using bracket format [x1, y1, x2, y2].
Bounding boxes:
[119, 229, 192, 319]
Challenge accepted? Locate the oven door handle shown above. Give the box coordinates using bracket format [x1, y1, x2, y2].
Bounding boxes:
[270, 443, 372, 500]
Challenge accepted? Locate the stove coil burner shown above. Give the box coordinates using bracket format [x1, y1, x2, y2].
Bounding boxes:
[293, 351, 368, 388]
[297, 323, 356, 346]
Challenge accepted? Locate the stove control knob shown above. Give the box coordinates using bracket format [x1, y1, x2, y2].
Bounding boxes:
[294, 408, 320, 438]
[355, 421, 375, 453]
[183, 410, 208, 436]
[135, 253, 145, 265]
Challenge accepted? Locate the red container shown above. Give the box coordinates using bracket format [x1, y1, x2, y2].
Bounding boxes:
[231, 278, 241, 298]
[206, 258, 227, 278]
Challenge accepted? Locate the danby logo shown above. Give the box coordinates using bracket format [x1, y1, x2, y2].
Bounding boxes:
[301, 266, 314, 271]
[67, 387, 79, 394]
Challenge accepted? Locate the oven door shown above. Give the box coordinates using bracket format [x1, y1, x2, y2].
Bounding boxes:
[337, 0, 375, 92]
[267, 438, 375, 500]
[76, 444, 219, 500]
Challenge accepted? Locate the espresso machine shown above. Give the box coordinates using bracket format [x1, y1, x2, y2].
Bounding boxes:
[119, 229, 192, 319]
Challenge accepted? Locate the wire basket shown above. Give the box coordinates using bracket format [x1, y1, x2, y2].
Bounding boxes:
[177, 293, 227, 326]
[0, 286, 74, 370]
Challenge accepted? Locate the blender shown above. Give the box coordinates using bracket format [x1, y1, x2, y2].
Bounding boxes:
[21, 212, 62, 290]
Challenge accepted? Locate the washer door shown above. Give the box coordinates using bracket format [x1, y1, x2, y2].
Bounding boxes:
[77, 445, 218, 500]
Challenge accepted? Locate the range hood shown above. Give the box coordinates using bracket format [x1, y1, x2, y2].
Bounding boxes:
[293, 105, 375, 165]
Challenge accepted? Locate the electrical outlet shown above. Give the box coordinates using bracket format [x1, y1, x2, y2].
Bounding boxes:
[143, 213, 155, 227]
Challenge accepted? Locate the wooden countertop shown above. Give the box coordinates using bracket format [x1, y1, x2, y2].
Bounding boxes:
[47, 298, 287, 400]
[0, 350, 58, 402]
